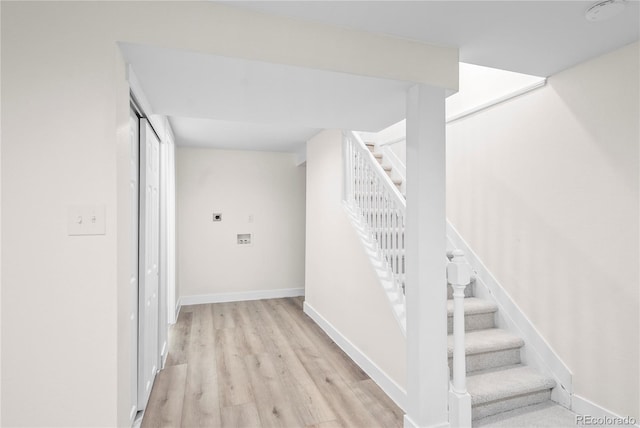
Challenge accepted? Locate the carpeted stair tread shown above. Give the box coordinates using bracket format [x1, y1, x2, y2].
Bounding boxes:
[447, 297, 497, 316]
[467, 365, 556, 406]
[447, 328, 524, 357]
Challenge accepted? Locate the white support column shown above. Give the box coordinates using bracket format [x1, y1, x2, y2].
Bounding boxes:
[404, 84, 449, 428]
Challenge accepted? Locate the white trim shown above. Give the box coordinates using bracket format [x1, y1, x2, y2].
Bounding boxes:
[403, 414, 450, 428]
[446, 221, 573, 409]
[178, 288, 305, 306]
[160, 340, 168, 369]
[379, 136, 406, 147]
[174, 301, 181, 323]
[445, 78, 546, 124]
[127, 64, 172, 145]
[129, 405, 137, 426]
[303, 301, 407, 412]
[127, 65, 154, 117]
[132, 410, 143, 428]
[572, 395, 640, 427]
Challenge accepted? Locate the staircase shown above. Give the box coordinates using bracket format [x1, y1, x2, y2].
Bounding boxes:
[446, 286, 556, 420]
[347, 135, 558, 423]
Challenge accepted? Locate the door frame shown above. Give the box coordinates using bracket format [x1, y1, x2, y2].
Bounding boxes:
[129, 92, 173, 415]
[128, 104, 140, 421]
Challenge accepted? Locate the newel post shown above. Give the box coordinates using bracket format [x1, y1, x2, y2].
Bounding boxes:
[447, 250, 472, 428]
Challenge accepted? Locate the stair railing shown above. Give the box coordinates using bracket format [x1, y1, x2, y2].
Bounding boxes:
[344, 129, 472, 427]
[378, 137, 406, 195]
[343, 131, 406, 297]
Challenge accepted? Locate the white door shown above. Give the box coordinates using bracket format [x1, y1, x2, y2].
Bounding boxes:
[158, 141, 168, 366]
[129, 109, 140, 419]
[138, 119, 160, 409]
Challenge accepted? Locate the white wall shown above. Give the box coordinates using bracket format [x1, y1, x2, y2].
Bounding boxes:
[447, 42, 639, 419]
[2, 3, 126, 426]
[176, 148, 306, 300]
[305, 129, 406, 392]
[446, 63, 545, 120]
[0, 2, 3, 420]
[359, 62, 546, 163]
[0, 2, 456, 426]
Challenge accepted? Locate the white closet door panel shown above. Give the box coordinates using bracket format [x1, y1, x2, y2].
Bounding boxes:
[129, 110, 139, 419]
[138, 119, 160, 410]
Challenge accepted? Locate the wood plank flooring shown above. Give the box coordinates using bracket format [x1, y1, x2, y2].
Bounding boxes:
[141, 297, 403, 428]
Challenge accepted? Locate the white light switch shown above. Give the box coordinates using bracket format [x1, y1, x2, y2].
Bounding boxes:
[68, 205, 106, 236]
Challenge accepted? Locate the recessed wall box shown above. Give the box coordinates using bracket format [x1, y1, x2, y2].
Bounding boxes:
[213, 213, 222, 222]
[237, 233, 252, 245]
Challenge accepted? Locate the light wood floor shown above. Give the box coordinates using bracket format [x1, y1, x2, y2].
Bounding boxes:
[141, 297, 404, 428]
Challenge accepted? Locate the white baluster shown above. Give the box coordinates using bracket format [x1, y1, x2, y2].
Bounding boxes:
[348, 139, 353, 203]
[353, 147, 357, 207]
[345, 138, 351, 203]
[341, 132, 408, 306]
[358, 152, 362, 211]
[400, 212, 405, 294]
[384, 195, 389, 259]
[447, 249, 472, 428]
[376, 178, 380, 243]
[365, 163, 370, 224]
[393, 211, 397, 277]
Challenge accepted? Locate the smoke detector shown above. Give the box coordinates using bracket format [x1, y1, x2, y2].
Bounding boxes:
[585, 0, 627, 21]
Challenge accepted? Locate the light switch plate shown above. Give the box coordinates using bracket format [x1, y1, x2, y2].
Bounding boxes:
[68, 205, 106, 235]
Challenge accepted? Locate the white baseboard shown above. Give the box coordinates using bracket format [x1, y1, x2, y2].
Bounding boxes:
[178, 287, 305, 307]
[572, 395, 639, 427]
[303, 301, 407, 411]
[129, 405, 137, 426]
[175, 301, 181, 322]
[403, 414, 450, 428]
[160, 340, 168, 369]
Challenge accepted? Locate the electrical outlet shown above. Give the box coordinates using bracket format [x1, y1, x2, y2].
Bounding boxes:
[237, 233, 252, 245]
[213, 213, 222, 222]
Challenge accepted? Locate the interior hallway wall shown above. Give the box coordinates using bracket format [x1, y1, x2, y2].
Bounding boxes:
[0, 2, 3, 419]
[2, 3, 130, 426]
[0, 1, 449, 425]
[176, 147, 306, 301]
[446, 42, 639, 419]
[305, 129, 407, 397]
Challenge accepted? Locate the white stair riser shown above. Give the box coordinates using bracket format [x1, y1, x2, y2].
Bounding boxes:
[448, 348, 521, 375]
[447, 312, 496, 334]
[472, 389, 552, 420]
